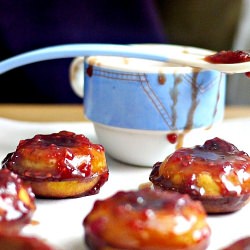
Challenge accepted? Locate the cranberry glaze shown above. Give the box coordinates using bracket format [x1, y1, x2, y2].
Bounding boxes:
[0, 169, 36, 233]
[205, 50, 250, 64]
[150, 137, 250, 213]
[84, 188, 210, 250]
[204, 50, 250, 77]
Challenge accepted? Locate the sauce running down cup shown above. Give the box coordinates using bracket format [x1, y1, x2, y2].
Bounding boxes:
[70, 45, 226, 167]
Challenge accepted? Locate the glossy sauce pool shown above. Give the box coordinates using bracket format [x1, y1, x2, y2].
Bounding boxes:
[204, 50, 250, 77]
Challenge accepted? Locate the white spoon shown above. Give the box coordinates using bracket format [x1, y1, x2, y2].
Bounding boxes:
[0, 43, 249, 74]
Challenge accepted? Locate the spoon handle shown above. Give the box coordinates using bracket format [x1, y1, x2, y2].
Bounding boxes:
[0, 44, 169, 74]
[0, 43, 249, 74]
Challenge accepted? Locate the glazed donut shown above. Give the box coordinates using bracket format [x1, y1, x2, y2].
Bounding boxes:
[83, 188, 211, 250]
[149, 137, 250, 213]
[2, 131, 109, 198]
[0, 233, 54, 250]
[0, 169, 36, 234]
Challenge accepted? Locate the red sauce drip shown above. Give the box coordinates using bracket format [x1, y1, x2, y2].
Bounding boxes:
[86, 65, 93, 77]
[85, 171, 109, 196]
[158, 73, 166, 85]
[166, 133, 178, 144]
[205, 50, 250, 64]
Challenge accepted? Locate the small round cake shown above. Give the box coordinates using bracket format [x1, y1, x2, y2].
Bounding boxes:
[2, 131, 109, 198]
[83, 188, 211, 250]
[0, 169, 36, 234]
[149, 137, 250, 213]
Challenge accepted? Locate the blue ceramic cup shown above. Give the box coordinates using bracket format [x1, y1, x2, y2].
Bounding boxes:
[84, 58, 225, 131]
[70, 45, 226, 166]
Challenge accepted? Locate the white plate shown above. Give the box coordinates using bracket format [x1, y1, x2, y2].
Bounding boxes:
[0, 117, 250, 250]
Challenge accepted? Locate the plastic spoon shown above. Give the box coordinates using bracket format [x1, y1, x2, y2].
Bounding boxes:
[0, 43, 249, 74]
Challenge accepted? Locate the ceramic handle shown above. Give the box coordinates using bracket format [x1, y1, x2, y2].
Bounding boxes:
[69, 57, 84, 98]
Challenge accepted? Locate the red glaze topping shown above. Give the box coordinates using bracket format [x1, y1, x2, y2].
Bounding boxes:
[205, 50, 250, 64]
[0, 169, 36, 233]
[150, 137, 250, 197]
[2, 131, 106, 181]
[92, 189, 194, 212]
[84, 188, 210, 250]
[204, 50, 250, 77]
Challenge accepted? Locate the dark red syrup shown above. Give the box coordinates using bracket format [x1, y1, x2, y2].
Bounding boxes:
[204, 50, 250, 77]
[166, 133, 178, 144]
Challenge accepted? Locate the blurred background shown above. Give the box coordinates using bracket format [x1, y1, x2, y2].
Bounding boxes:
[0, 0, 249, 105]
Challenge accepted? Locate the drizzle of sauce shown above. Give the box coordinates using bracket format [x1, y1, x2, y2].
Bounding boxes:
[168, 69, 223, 149]
[185, 72, 199, 130]
[174, 71, 199, 149]
[85, 172, 109, 196]
[170, 72, 182, 129]
[211, 72, 223, 126]
[158, 72, 166, 85]
[86, 65, 93, 77]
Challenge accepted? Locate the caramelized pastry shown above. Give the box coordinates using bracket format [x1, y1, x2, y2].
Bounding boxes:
[150, 137, 250, 213]
[2, 131, 109, 198]
[83, 188, 211, 250]
[0, 233, 54, 250]
[0, 169, 36, 234]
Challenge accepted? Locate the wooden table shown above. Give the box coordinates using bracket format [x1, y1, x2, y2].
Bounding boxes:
[0, 104, 249, 122]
